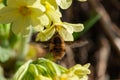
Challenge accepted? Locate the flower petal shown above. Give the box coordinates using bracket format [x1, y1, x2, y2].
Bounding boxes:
[31, 7, 44, 17]
[41, 0, 57, 10]
[46, 0, 57, 9]
[30, 8, 47, 28]
[30, 17, 40, 27]
[83, 63, 90, 68]
[36, 26, 55, 41]
[14, 60, 32, 80]
[11, 16, 30, 35]
[33, 25, 44, 32]
[39, 14, 49, 26]
[7, 0, 20, 7]
[58, 27, 73, 41]
[30, 17, 44, 32]
[46, 8, 61, 23]
[7, 0, 36, 6]
[30, 8, 45, 31]
[7, 0, 45, 12]
[45, 2, 61, 23]
[32, 0, 46, 12]
[63, 22, 84, 32]
[56, 0, 72, 9]
[0, 7, 18, 23]
[62, 23, 73, 33]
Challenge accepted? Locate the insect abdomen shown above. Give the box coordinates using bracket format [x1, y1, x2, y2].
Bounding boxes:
[49, 34, 66, 60]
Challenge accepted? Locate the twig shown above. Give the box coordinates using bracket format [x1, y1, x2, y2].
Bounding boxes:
[65, 45, 76, 68]
[96, 36, 110, 80]
[88, 0, 120, 56]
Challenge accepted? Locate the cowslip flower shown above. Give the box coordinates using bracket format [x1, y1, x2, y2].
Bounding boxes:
[0, 0, 49, 35]
[36, 20, 84, 41]
[44, 1, 61, 23]
[42, 0, 62, 24]
[54, 63, 90, 80]
[56, 0, 72, 9]
[42, 0, 72, 10]
[35, 75, 52, 80]
[41, 0, 72, 10]
[34, 0, 62, 32]
[56, 0, 87, 9]
[68, 63, 90, 80]
[14, 58, 90, 80]
[58, 73, 80, 80]
[41, 0, 57, 10]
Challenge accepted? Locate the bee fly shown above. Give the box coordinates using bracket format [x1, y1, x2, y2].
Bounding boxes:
[49, 33, 66, 61]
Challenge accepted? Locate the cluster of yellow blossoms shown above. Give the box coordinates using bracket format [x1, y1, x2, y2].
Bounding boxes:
[14, 58, 90, 80]
[0, 1, 90, 80]
[0, 0, 85, 41]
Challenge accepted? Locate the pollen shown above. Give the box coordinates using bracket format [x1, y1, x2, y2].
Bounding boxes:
[19, 6, 31, 16]
[55, 25, 62, 31]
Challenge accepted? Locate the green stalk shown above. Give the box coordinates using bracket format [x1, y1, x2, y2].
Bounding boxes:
[18, 27, 32, 60]
[73, 14, 101, 40]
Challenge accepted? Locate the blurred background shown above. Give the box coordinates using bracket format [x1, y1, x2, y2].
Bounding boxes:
[60, 0, 120, 80]
[0, 0, 120, 80]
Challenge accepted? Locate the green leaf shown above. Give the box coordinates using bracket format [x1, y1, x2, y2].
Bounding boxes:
[0, 47, 13, 62]
[0, 66, 6, 80]
[0, 24, 10, 47]
[73, 14, 101, 40]
[8, 29, 19, 48]
[0, 24, 10, 38]
[3, 0, 7, 6]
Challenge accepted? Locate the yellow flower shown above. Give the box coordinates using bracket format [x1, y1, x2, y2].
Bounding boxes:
[68, 63, 90, 80]
[41, 0, 72, 10]
[56, 0, 87, 9]
[41, 0, 57, 9]
[0, 0, 49, 34]
[55, 63, 90, 80]
[35, 75, 52, 80]
[36, 21, 84, 41]
[34, 0, 62, 32]
[56, 0, 72, 9]
[44, 1, 61, 23]
[43, 1, 62, 24]
[59, 74, 79, 80]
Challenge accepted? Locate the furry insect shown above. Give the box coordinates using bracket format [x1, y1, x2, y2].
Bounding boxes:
[49, 34, 66, 60]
